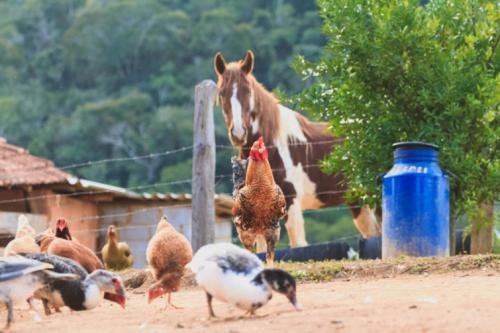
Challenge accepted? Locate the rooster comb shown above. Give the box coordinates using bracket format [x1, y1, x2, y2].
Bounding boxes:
[252, 136, 265, 148]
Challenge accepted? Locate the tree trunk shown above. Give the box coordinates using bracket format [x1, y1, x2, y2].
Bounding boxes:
[191, 80, 217, 252]
[470, 202, 494, 254]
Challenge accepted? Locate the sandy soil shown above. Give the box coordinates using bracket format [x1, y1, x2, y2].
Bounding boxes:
[7, 270, 500, 333]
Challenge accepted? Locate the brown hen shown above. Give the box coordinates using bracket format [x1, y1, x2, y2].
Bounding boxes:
[146, 216, 193, 309]
[36, 232, 103, 273]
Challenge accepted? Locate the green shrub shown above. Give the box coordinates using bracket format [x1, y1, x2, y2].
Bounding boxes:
[295, 0, 498, 225]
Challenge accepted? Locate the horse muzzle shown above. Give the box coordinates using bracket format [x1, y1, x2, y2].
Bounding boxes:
[229, 128, 247, 147]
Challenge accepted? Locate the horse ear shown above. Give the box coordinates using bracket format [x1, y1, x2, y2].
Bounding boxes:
[214, 52, 226, 76]
[241, 50, 254, 75]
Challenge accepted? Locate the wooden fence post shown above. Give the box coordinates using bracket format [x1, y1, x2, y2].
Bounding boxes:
[192, 80, 217, 252]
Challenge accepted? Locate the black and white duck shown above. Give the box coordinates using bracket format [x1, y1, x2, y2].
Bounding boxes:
[189, 243, 301, 318]
[24, 253, 126, 313]
[0, 256, 77, 329]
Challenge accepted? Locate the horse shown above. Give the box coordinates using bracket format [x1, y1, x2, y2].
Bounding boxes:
[214, 50, 380, 248]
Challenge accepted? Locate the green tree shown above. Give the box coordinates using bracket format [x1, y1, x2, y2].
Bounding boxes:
[295, 0, 499, 250]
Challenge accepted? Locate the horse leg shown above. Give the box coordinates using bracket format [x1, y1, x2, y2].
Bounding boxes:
[349, 205, 381, 239]
[285, 201, 307, 248]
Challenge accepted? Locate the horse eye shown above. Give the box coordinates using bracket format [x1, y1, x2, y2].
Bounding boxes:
[219, 88, 230, 98]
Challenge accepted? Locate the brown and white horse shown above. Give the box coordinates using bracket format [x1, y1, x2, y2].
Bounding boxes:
[215, 50, 380, 248]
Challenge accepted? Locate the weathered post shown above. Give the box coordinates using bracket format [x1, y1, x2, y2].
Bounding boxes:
[470, 202, 494, 254]
[192, 80, 217, 252]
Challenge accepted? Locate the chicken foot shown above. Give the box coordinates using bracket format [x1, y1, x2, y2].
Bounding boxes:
[162, 293, 182, 310]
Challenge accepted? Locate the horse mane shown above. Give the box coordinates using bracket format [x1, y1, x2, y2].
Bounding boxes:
[246, 71, 314, 144]
[248, 75, 281, 144]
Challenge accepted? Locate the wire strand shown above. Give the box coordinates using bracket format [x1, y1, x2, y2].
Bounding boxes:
[0, 202, 360, 240]
[0, 175, 231, 205]
[58, 145, 196, 170]
[2, 139, 342, 176]
[0, 163, 333, 205]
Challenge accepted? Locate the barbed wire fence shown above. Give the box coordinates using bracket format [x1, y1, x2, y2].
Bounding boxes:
[0, 137, 361, 247]
[0, 80, 357, 254]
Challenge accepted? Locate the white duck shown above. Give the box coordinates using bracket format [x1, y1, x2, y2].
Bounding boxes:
[189, 243, 301, 318]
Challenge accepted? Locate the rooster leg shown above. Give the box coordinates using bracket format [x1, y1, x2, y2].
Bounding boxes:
[265, 227, 281, 267]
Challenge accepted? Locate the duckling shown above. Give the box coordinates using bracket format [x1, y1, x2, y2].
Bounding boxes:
[189, 243, 301, 318]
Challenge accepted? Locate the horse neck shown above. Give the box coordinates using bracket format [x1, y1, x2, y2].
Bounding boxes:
[245, 77, 280, 150]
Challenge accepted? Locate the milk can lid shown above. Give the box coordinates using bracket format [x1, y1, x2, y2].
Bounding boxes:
[392, 141, 439, 151]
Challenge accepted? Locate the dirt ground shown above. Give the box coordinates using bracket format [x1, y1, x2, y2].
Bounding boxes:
[8, 270, 500, 333]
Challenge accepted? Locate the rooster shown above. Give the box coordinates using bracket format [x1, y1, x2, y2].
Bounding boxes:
[232, 137, 286, 266]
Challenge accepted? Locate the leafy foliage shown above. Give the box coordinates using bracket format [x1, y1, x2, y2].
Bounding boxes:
[295, 0, 499, 219]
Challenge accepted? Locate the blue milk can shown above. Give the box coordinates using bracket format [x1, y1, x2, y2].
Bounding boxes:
[382, 142, 449, 258]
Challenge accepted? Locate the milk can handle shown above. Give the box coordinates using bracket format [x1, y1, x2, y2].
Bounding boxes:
[444, 169, 459, 183]
[376, 172, 386, 185]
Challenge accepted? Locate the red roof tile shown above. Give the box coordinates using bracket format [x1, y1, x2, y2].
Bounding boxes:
[0, 138, 71, 187]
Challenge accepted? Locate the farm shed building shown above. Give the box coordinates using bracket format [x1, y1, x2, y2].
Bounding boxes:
[0, 138, 234, 266]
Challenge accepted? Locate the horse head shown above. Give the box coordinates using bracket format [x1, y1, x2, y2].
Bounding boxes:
[214, 50, 256, 148]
